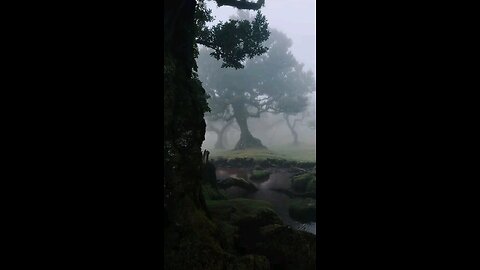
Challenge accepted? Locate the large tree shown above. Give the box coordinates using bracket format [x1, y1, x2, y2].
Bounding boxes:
[198, 27, 315, 149]
[164, 0, 269, 268]
[164, 0, 268, 218]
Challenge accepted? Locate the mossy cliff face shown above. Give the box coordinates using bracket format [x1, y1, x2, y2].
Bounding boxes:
[164, 0, 208, 219]
[164, 1, 221, 269]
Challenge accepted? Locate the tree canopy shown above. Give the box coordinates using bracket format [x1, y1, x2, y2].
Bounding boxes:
[198, 25, 315, 149]
[194, 0, 269, 69]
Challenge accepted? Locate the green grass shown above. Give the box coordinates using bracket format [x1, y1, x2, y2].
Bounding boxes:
[269, 144, 316, 162]
[209, 143, 316, 162]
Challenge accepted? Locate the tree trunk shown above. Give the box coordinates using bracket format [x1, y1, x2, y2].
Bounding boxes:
[284, 114, 299, 146]
[232, 102, 266, 150]
[214, 132, 225, 149]
[164, 0, 208, 225]
[215, 119, 234, 149]
[207, 119, 233, 149]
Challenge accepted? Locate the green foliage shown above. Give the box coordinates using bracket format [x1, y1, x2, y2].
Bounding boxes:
[195, 4, 270, 69]
[198, 27, 315, 131]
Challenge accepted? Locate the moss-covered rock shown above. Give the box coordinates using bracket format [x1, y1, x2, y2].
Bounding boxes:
[228, 255, 270, 270]
[291, 172, 316, 193]
[202, 183, 227, 200]
[306, 176, 316, 193]
[250, 169, 270, 181]
[254, 225, 316, 270]
[164, 203, 231, 270]
[288, 198, 316, 223]
[207, 198, 282, 226]
[212, 156, 315, 171]
[206, 198, 283, 256]
[217, 176, 257, 191]
[269, 188, 316, 199]
[200, 198, 316, 270]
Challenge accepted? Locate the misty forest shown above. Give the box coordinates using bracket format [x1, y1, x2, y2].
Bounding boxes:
[165, 1, 316, 269]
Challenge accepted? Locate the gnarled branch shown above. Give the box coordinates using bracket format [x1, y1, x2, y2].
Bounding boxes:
[215, 0, 265, 10]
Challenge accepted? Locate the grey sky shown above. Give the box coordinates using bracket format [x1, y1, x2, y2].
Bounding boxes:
[206, 0, 316, 76]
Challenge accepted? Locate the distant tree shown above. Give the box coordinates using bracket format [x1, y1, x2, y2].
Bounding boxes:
[277, 92, 312, 145]
[198, 27, 315, 149]
[205, 118, 235, 149]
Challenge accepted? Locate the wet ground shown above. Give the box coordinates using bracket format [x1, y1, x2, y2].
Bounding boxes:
[216, 167, 316, 235]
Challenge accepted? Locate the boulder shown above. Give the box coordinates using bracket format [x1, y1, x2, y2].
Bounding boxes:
[218, 176, 258, 191]
[288, 198, 316, 223]
[254, 225, 316, 270]
[250, 169, 270, 181]
[291, 172, 315, 193]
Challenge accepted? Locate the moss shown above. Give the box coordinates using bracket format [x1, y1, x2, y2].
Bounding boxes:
[288, 198, 316, 223]
[209, 145, 316, 163]
[305, 176, 316, 193]
[254, 225, 316, 270]
[291, 173, 315, 192]
[250, 169, 270, 181]
[207, 198, 282, 226]
[206, 198, 283, 258]
[202, 183, 227, 200]
[214, 220, 238, 254]
[164, 205, 232, 270]
[217, 176, 257, 191]
[229, 255, 270, 270]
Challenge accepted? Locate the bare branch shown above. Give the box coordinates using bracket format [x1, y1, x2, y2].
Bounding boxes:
[196, 38, 215, 48]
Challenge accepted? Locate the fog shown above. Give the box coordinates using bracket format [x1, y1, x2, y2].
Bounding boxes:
[200, 0, 316, 151]
[206, 0, 316, 75]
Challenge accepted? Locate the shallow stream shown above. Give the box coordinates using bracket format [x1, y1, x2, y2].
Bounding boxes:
[216, 167, 316, 235]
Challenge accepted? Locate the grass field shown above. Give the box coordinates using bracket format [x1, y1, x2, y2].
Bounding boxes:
[208, 143, 315, 162]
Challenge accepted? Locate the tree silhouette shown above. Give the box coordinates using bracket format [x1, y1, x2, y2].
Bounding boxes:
[198, 27, 315, 149]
